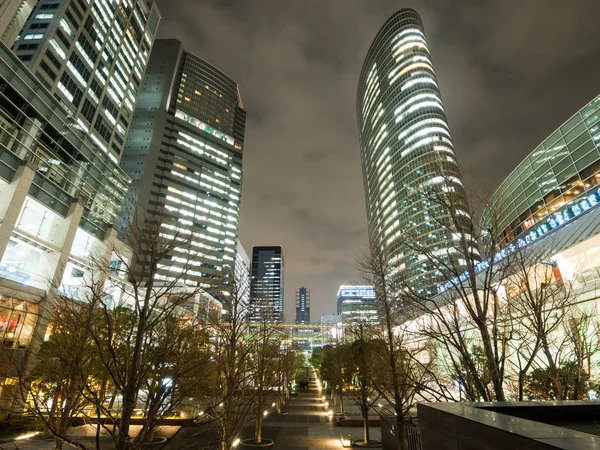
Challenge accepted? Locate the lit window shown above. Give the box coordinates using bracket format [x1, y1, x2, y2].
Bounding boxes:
[24, 33, 44, 40]
[194, 90, 201, 95]
[184, 97, 190, 102]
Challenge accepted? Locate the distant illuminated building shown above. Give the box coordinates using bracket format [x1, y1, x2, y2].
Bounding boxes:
[295, 286, 310, 323]
[250, 246, 284, 322]
[320, 314, 341, 325]
[337, 285, 378, 326]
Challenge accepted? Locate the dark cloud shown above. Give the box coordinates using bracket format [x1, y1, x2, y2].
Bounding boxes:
[156, 0, 600, 321]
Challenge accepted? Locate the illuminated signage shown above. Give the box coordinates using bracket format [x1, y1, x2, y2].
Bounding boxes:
[437, 186, 600, 294]
[175, 109, 235, 146]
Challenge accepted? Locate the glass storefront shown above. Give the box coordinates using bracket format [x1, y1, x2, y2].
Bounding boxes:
[0, 296, 38, 349]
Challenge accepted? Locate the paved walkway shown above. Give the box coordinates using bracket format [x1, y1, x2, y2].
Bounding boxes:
[259, 367, 343, 450]
[0, 367, 378, 449]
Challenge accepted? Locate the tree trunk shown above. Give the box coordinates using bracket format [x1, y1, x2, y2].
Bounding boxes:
[363, 408, 370, 443]
[255, 415, 262, 443]
[118, 385, 136, 449]
[541, 335, 561, 399]
[518, 371, 525, 401]
[396, 420, 409, 450]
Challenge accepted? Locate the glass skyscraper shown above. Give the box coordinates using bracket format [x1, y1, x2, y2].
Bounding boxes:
[11, 0, 160, 163]
[250, 246, 284, 323]
[120, 39, 246, 290]
[337, 285, 378, 326]
[357, 9, 472, 295]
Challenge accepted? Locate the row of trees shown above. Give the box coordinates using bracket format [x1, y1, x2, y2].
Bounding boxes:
[1, 214, 300, 450]
[311, 175, 600, 450]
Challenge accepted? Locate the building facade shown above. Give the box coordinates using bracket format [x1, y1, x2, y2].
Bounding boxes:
[235, 239, 250, 305]
[421, 98, 600, 395]
[337, 285, 378, 326]
[0, 39, 136, 413]
[0, 0, 37, 47]
[295, 286, 310, 324]
[120, 39, 246, 290]
[11, 0, 161, 162]
[356, 8, 473, 295]
[320, 313, 341, 325]
[250, 246, 284, 323]
[483, 95, 600, 246]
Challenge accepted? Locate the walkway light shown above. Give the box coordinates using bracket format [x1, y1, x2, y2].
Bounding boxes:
[15, 432, 40, 440]
[263, 410, 268, 416]
[233, 438, 241, 447]
[328, 409, 334, 416]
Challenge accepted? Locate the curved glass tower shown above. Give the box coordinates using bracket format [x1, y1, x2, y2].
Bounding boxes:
[357, 9, 471, 295]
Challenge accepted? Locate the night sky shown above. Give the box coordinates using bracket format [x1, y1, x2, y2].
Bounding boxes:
[156, 1, 600, 322]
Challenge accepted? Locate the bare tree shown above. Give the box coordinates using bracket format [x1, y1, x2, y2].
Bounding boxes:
[81, 210, 215, 449]
[6, 294, 99, 450]
[275, 346, 298, 413]
[2, 209, 217, 449]
[204, 268, 255, 450]
[503, 245, 575, 400]
[390, 175, 519, 402]
[315, 343, 352, 414]
[346, 324, 379, 445]
[247, 309, 279, 444]
[358, 246, 447, 450]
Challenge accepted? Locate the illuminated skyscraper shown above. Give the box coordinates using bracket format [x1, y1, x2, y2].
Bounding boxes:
[120, 39, 246, 289]
[357, 9, 472, 295]
[337, 285, 378, 326]
[250, 246, 284, 323]
[295, 286, 310, 324]
[11, 0, 161, 162]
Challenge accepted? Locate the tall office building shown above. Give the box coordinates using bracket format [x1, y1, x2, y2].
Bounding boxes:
[0, 0, 38, 46]
[11, 0, 161, 162]
[356, 9, 473, 295]
[0, 40, 135, 413]
[120, 39, 246, 289]
[295, 286, 310, 324]
[235, 240, 250, 305]
[337, 285, 378, 326]
[250, 246, 284, 323]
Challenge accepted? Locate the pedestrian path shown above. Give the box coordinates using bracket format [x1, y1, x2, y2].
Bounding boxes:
[261, 367, 343, 450]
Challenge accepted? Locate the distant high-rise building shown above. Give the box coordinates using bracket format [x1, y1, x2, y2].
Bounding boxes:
[235, 240, 250, 305]
[0, 0, 37, 46]
[357, 9, 473, 295]
[295, 286, 310, 323]
[320, 314, 341, 326]
[250, 246, 284, 322]
[337, 285, 378, 326]
[12, 0, 161, 162]
[120, 39, 246, 289]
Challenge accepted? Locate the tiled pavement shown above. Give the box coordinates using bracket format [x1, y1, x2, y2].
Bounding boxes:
[261, 368, 347, 450]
